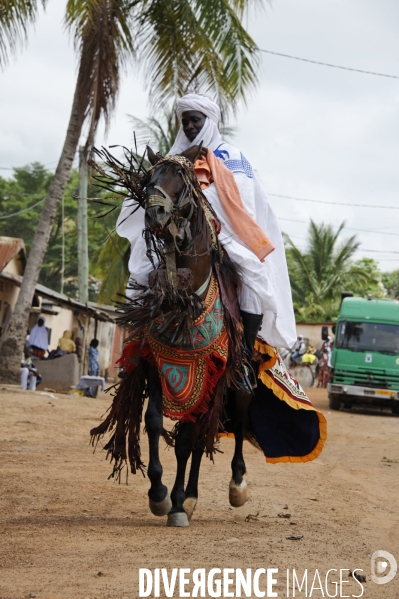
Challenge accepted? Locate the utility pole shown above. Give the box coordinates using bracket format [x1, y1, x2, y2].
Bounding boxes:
[78, 146, 89, 303]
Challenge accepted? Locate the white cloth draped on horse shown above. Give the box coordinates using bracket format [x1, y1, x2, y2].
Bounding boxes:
[117, 93, 296, 349]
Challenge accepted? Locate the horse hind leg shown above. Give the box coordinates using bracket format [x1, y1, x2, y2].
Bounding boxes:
[183, 444, 204, 520]
[145, 366, 172, 517]
[229, 390, 251, 508]
[167, 422, 194, 527]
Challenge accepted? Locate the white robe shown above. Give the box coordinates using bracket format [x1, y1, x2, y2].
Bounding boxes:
[116, 140, 296, 349]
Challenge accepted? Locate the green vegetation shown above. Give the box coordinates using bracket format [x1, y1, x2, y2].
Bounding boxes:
[2, 171, 397, 316]
[0, 164, 117, 300]
[285, 221, 390, 322]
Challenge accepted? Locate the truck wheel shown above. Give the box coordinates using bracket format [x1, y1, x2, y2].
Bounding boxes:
[392, 403, 399, 416]
[329, 394, 341, 410]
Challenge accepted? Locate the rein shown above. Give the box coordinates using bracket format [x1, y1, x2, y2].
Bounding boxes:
[145, 155, 221, 293]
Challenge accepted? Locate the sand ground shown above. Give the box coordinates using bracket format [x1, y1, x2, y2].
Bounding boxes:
[0, 385, 398, 599]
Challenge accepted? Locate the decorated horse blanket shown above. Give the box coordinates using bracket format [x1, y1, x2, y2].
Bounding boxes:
[101, 279, 327, 476]
[118, 274, 228, 422]
[221, 340, 327, 464]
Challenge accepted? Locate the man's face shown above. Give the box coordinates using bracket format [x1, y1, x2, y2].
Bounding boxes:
[181, 110, 206, 142]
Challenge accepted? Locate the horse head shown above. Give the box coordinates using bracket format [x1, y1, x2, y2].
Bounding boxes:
[145, 145, 203, 246]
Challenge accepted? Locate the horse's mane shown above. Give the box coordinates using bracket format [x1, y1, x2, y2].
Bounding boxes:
[86, 146, 245, 382]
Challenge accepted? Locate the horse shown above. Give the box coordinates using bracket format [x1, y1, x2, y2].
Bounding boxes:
[90, 144, 255, 527]
[89, 144, 327, 526]
[143, 145, 254, 526]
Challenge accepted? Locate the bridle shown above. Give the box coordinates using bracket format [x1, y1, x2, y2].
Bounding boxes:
[144, 154, 221, 293]
[146, 155, 198, 221]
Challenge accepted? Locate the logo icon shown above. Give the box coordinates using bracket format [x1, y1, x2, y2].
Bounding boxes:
[371, 550, 397, 584]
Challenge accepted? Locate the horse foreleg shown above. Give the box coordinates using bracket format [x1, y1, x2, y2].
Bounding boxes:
[230, 390, 251, 507]
[167, 422, 194, 527]
[183, 444, 204, 521]
[145, 366, 171, 516]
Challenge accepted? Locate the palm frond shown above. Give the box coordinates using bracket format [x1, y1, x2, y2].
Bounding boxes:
[136, 0, 260, 112]
[0, 0, 44, 68]
[286, 221, 361, 303]
[92, 231, 131, 303]
[129, 108, 179, 155]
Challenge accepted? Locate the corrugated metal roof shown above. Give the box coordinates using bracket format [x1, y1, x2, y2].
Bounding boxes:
[0, 237, 26, 272]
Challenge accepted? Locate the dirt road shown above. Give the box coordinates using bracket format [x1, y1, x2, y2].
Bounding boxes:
[0, 385, 398, 599]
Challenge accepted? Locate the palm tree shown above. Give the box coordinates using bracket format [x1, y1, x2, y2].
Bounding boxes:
[0, 0, 262, 382]
[285, 221, 378, 321]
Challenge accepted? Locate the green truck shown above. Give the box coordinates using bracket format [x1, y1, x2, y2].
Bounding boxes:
[327, 296, 399, 414]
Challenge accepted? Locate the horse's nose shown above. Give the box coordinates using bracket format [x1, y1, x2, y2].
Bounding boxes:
[146, 205, 171, 232]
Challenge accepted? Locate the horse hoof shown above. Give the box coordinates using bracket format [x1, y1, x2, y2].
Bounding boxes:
[149, 494, 172, 517]
[183, 497, 197, 521]
[167, 511, 189, 527]
[229, 478, 249, 507]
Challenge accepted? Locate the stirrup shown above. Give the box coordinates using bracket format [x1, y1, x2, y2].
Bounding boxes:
[235, 362, 257, 394]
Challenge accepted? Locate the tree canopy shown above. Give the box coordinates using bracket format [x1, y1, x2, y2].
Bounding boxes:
[285, 221, 385, 322]
[0, 164, 114, 299]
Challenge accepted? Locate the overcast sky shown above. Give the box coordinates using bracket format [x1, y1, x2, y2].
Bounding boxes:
[1, 0, 398, 271]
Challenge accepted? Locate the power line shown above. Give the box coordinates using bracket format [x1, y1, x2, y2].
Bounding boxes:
[259, 48, 399, 80]
[280, 215, 399, 238]
[280, 217, 399, 254]
[269, 193, 399, 210]
[0, 198, 45, 220]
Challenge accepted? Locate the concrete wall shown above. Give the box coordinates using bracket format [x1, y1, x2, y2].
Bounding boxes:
[35, 353, 79, 393]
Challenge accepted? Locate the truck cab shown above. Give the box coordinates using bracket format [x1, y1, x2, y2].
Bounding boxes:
[327, 297, 399, 414]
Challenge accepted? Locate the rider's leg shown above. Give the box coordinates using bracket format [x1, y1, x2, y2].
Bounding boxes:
[168, 422, 195, 527]
[230, 310, 263, 507]
[145, 365, 171, 516]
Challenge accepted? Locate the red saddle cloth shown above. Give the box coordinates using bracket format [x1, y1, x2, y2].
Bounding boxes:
[119, 274, 228, 422]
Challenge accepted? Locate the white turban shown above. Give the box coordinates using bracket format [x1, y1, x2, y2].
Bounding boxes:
[169, 93, 223, 155]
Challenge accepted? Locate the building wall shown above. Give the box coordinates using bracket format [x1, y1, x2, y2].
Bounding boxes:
[0, 278, 19, 329]
[5, 255, 24, 276]
[0, 255, 24, 328]
[40, 309, 76, 351]
[87, 318, 116, 378]
[296, 322, 335, 348]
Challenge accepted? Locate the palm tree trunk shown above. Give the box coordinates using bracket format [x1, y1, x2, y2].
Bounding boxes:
[0, 81, 85, 383]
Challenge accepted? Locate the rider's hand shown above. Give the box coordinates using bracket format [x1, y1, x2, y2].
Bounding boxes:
[199, 147, 208, 160]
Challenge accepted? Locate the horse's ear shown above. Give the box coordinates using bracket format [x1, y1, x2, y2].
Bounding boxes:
[147, 146, 162, 165]
[180, 142, 203, 164]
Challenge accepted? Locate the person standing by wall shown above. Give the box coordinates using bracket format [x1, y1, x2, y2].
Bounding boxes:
[86, 339, 100, 397]
[88, 339, 100, 376]
[28, 316, 49, 358]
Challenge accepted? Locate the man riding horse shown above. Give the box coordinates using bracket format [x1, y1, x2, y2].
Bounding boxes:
[117, 93, 296, 355]
[90, 94, 326, 527]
